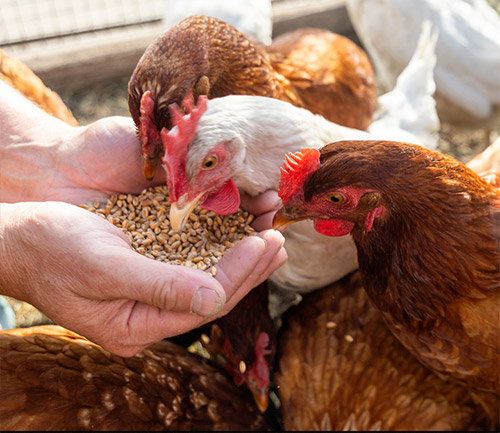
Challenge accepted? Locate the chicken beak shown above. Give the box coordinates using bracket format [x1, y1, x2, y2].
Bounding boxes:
[142, 156, 158, 181]
[272, 207, 308, 231]
[249, 386, 269, 413]
[169, 192, 205, 231]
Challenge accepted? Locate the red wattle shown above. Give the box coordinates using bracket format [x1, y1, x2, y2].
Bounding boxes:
[201, 179, 241, 215]
[314, 219, 354, 237]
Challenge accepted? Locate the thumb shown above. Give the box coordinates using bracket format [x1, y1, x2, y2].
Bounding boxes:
[108, 249, 227, 317]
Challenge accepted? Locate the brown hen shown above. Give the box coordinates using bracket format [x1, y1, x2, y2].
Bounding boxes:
[127, 15, 376, 179]
[0, 49, 78, 126]
[170, 281, 278, 414]
[276, 271, 489, 431]
[273, 141, 500, 428]
[0, 325, 273, 431]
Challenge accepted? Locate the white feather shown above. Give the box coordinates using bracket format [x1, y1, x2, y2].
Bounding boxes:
[368, 20, 441, 149]
[346, 0, 500, 127]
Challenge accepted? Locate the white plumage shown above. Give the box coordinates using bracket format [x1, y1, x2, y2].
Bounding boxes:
[368, 20, 440, 149]
[182, 24, 440, 292]
[466, 135, 500, 174]
[162, 0, 273, 45]
[346, 0, 500, 129]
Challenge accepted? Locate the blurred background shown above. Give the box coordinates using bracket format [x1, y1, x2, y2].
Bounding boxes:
[0, 0, 359, 122]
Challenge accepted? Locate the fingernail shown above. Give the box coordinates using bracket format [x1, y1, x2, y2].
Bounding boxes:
[191, 287, 222, 317]
[271, 195, 283, 210]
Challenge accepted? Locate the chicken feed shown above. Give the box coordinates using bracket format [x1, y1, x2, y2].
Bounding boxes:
[79, 185, 255, 276]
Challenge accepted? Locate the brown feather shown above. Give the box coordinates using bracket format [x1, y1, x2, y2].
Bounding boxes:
[0, 325, 273, 431]
[0, 49, 78, 126]
[287, 140, 499, 427]
[276, 271, 489, 431]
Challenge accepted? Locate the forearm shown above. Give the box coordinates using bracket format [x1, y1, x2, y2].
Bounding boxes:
[0, 81, 75, 202]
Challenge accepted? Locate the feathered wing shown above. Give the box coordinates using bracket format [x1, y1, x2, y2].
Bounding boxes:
[276, 272, 488, 431]
[267, 28, 377, 130]
[0, 326, 273, 431]
[368, 20, 440, 149]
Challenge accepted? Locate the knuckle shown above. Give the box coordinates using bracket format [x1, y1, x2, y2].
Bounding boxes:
[149, 274, 178, 310]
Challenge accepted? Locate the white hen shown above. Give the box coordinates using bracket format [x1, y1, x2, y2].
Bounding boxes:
[368, 20, 440, 149]
[162, 0, 273, 45]
[164, 23, 440, 292]
[346, 0, 500, 129]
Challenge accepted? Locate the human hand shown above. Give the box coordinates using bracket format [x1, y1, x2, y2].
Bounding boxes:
[0, 201, 286, 356]
[240, 190, 282, 232]
[1, 114, 163, 204]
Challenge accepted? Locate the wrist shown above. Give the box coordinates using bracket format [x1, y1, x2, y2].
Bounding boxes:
[0, 202, 33, 301]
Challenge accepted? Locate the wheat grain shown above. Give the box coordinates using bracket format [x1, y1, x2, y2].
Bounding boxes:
[79, 186, 255, 276]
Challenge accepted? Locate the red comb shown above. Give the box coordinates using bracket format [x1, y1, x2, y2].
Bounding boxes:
[278, 148, 321, 202]
[161, 91, 208, 201]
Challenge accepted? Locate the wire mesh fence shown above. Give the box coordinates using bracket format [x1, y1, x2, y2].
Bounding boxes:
[0, 0, 165, 46]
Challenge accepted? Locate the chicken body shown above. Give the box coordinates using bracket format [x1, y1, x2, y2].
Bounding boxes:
[205, 281, 276, 413]
[0, 49, 78, 126]
[276, 271, 489, 431]
[128, 15, 376, 179]
[346, 0, 500, 130]
[274, 140, 500, 427]
[0, 325, 273, 431]
[161, 0, 273, 45]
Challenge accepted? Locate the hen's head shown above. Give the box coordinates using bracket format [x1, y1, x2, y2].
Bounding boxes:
[128, 15, 269, 181]
[273, 142, 395, 236]
[162, 95, 249, 231]
[209, 282, 276, 413]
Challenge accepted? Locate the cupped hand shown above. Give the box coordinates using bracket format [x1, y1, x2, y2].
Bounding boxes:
[0, 201, 286, 356]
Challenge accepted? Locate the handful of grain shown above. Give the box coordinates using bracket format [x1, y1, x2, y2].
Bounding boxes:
[79, 186, 255, 276]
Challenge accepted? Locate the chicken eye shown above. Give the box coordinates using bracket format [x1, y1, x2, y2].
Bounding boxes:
[202, 155, 218, 170]
[325, 193, 345, 205]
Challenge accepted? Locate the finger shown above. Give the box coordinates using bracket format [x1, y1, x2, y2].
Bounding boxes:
[94, 232, 286, 355]
[214, 229, 285, 302]
[105, 249, 227, 318]
[239, 190, 282, 216]
[150, 232, 286, 336]
[250, 210, 277, 232]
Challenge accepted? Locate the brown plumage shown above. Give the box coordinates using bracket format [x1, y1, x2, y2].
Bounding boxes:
[0, 325, 273, 431]
[170, 281, 277, 413]
[206, 281, 276, 413]
[266, 27, 376, 130]
[0, 49, 78, 126]
[274, 140, 500, 428]
[127, 15, 376, 179]
[276, 271, 489, 431]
